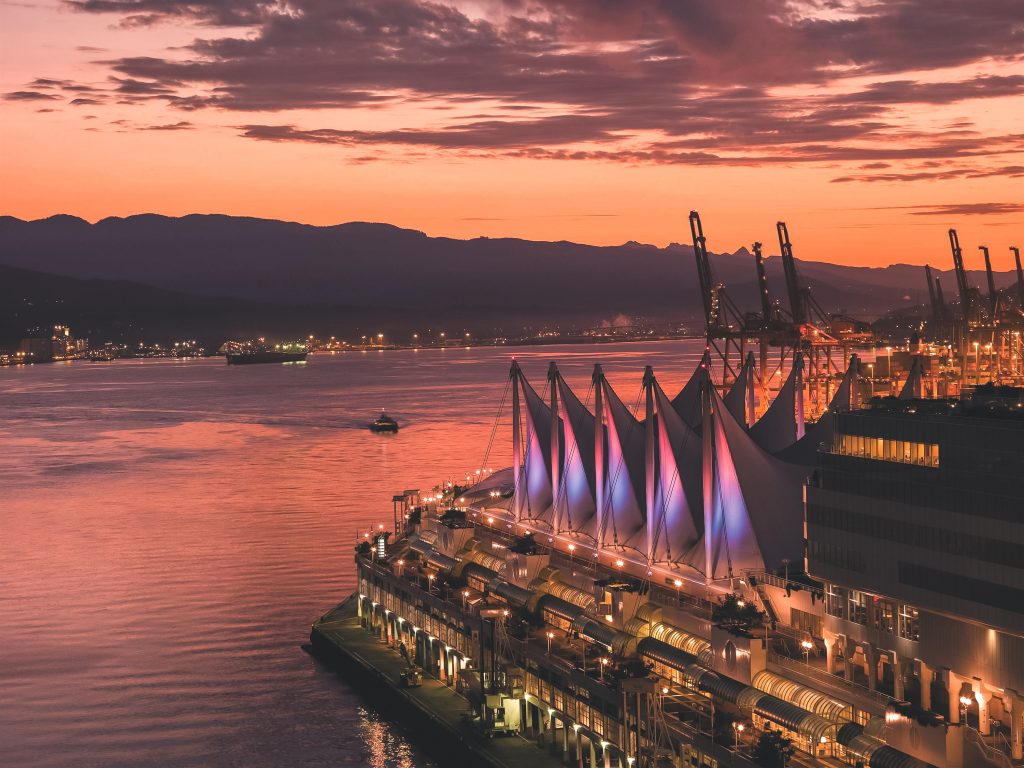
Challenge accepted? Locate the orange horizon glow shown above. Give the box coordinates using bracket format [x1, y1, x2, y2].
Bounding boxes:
[2, 1, 1022, 268]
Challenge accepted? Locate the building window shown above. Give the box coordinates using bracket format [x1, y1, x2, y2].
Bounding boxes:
[825, 585, 846, 620]
[834, 433, 939, 467]
[875, 600, 896, 635]
[897, 605, 920, 641]
[848, 590, 869, 625]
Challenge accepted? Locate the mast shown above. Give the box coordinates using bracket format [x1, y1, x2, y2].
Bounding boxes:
[548, 362, 561, 533]
[593, 364, 605, 550]
[511, 360, 522, 522]
[643, 366, 656, 565]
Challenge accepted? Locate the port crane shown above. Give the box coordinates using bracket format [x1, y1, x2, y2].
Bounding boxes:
[687, 211, 854, 416]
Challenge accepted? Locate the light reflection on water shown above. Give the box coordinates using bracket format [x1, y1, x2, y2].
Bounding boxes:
[0, 340, 704, 767]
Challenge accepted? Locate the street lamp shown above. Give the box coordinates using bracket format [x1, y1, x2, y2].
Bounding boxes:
[801, 639, 814, 665]
[960, 695, 973, 726]
[462, 590, 469, 610]
[733, 722, 745, 750]
[546, 631, 554, 655]
[868, 364, 874, 396]
[674, 579, 683, 604]
[600, 656, 609, 681]
[568, 543, 575, 562]
[428, 574, 435, 593]
[781, 558, 791, 583]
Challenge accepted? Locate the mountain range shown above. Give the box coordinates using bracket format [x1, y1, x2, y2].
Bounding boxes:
[1, 214, 1016, 346]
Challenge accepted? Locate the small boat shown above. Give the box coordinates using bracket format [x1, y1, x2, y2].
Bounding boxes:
[369, 412, 399, 432]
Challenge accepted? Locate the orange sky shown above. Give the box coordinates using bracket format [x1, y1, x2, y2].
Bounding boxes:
[2, 1, 1022, 268]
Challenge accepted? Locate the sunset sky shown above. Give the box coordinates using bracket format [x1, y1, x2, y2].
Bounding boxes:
[2, 0, 1022, 266]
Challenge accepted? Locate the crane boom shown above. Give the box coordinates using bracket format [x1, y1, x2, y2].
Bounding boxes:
[980, 245, 998, 319]
[935, 277, 947, 319]
[752, 241, 772, 322]
[925, 265, 939, 321]
[776, 221, 805, 325]
[948, 229, 971, 317]
[1012, 246, 1024, 306]
[689, 211, 715, 327]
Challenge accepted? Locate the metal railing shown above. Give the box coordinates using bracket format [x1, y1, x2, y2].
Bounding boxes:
[747, 570, 824, 599]
[964, 724, 1016, 768]
[766, 649, 895, 709]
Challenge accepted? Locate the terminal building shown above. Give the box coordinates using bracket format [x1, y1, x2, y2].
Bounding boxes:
[343, 358, 1024, 768]
[807, 393, 1024, 764]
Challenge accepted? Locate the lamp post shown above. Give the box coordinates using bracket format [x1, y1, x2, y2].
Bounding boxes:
[960, 695, 973, 727]
[462, 590, 469, 610]
[781, 558, 791, 583]
[868, 364, 874, 397]
[674, 579, 683, 605]
[600, 656, 608, 681]
[568, 543, 575, 563]
[733, 722, 745, 750]
[428, 574, 435, 593]
[801, 639, 814, 666]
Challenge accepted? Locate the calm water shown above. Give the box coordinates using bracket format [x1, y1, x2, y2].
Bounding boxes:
[0, 340, 704, 767]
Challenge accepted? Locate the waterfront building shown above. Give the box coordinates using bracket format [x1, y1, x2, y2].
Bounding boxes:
[331, 359, 1023, 768]
[807, 393, 1024, 763]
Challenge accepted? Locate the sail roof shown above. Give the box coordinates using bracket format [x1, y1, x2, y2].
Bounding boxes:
[554, 372, 597, 536]
[705, 385, 807, 579]
[517, 371, 554, 526]
[748, 356, 800, 453]
[600, 376, 647, 550]
[652, 377, 704, 569]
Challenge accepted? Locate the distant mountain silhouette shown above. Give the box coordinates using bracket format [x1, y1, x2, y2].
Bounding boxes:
[1, 214, 1015, 337]
[0, 263, 432, 348]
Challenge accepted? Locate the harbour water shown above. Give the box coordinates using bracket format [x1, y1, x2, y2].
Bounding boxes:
[0, 341, 704, 767]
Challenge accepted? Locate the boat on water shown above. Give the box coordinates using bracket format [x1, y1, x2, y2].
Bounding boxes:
[223, 339, 308, 365]
[369, 412, 399, 432]
[226, 350, 307, 365]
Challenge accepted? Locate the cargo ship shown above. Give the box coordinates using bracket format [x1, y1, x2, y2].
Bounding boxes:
[226, 349, 307, 365]
[223, 339, 307, 365]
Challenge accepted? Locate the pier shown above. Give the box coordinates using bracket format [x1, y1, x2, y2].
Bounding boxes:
[311, 599, 569, 768]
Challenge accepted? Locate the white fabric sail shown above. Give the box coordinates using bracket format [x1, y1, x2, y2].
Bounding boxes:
[652, 377, 704, 570]
[554, 372, 597, 537]
[898, 356, 923, 400]
[704, 385, 807, 580]
[748, 356, 801, 453]
[775, 355, 858, 467]
[600, 377, 647, 551]
[722, 353, 755, 427]
[671, 354, 708, 431]
[516, 371, 555, 527]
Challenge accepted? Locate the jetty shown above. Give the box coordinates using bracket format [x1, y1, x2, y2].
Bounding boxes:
[311, 599, 567, 768]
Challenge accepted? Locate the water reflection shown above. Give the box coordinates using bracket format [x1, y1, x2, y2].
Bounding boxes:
[0, 340, 703, 767]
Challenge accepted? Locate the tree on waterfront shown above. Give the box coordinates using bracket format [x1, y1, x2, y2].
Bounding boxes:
[752, 727, 795, 768]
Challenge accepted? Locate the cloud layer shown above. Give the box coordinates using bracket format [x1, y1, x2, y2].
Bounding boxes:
[9, 0, 1024, 182]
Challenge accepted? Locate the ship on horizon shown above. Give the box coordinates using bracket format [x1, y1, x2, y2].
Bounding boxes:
[223, 339, 308, 365]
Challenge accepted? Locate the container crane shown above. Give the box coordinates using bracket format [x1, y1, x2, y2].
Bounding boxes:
[688, 211, 750, 389]
[980, 246, 1000, 320]
[1012, 246, 1024, 307]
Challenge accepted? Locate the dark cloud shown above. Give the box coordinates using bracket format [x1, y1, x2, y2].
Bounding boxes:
[42, 0, 1024, 175]
[901, 203, 1024, 216]
[4, 90, 61, 101]
[69, 97, 106, 106]
[831, 164, 1024, 183]
[140, 120, 195, 130]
